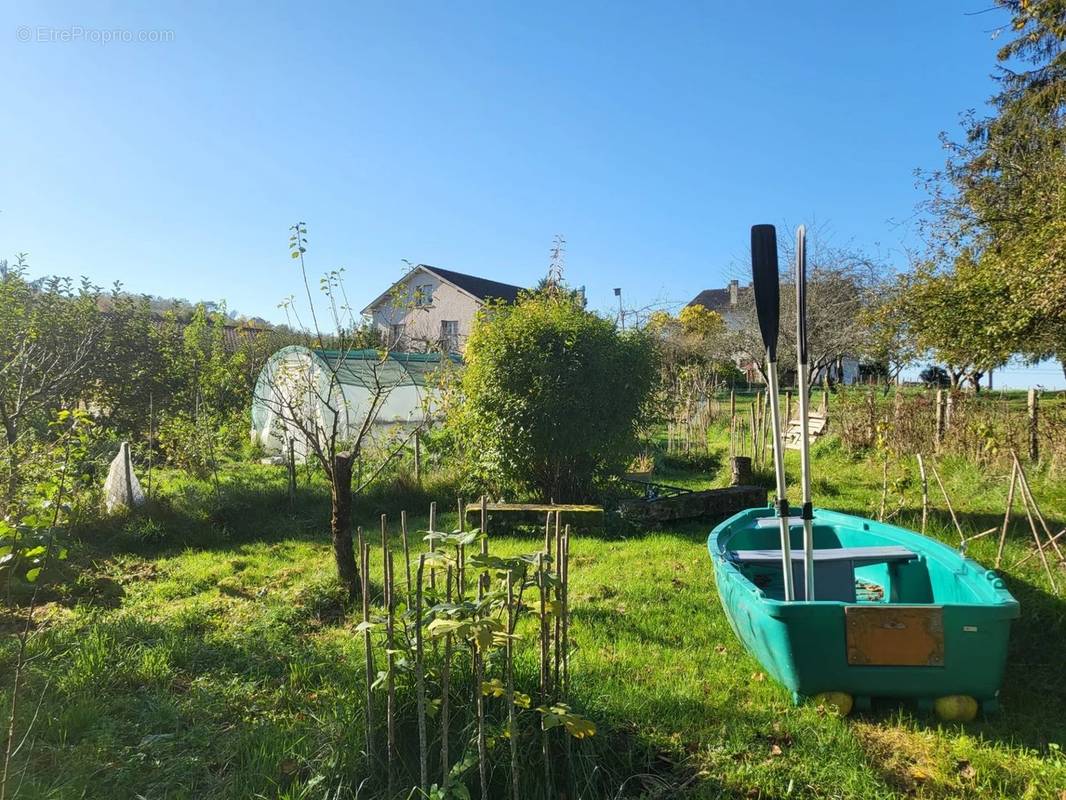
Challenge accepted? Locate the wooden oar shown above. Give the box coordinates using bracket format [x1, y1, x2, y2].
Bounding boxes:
[751, 224, 795, 602]
[795, 225, 815, 601]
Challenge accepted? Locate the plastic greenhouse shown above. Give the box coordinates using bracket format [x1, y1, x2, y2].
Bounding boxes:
[251, 346, 456, 459]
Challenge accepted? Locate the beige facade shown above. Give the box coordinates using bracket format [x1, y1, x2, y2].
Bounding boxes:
[363, 267, 486, 353]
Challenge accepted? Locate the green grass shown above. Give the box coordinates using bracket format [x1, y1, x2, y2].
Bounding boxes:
[3, 426, 1065, 799]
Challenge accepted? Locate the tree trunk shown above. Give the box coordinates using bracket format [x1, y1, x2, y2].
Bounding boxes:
[330, 450, 360, 600]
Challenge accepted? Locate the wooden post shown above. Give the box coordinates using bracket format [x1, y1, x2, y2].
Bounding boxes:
[785, 390, 792, 426]
[945, 391, 955, 433]
[1028, 388, 1039, 462]
[935, 390, 945, 450]
[287, 439, 296, 511]
[916, 454, 929, 535]
[123, 442, 134, 509]
[147, 392, 154, 499]
[413, 432, 421, 483]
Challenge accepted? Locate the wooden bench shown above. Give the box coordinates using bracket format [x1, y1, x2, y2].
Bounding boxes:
[464, 502, 604, 530]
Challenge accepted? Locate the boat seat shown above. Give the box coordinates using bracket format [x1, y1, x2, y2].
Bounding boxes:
[729, 546, 915, 566]
[728, 546, 916, 601]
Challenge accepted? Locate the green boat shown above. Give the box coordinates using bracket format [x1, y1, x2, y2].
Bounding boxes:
[708, 505, 1020, 714]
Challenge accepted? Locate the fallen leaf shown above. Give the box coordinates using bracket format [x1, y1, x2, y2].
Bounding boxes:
[770, 743, 783, 756]
[715, 644, 728, 654]
[752, 671, 765, 682]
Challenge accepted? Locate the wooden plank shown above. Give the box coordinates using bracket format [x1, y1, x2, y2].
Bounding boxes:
[845, 605, 944, 667]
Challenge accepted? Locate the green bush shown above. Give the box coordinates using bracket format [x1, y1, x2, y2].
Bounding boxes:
[450, 293, 657, 501]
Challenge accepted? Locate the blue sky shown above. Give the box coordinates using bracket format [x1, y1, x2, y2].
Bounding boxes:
[3, 1, 1062, 388]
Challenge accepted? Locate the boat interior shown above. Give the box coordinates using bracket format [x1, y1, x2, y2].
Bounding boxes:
[722, 520, 988, 604]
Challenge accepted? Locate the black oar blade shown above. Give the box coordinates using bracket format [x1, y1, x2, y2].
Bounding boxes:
[796, 225, 808, 365]
[750, 224, 780, 363]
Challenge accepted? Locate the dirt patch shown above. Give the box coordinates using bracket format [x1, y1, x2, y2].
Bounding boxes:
[854, 722, 954, 795]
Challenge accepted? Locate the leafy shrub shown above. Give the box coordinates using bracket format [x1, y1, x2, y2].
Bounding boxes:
[450, 293, 657, 501]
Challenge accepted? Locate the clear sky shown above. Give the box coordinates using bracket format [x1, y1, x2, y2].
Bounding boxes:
[3, 1, 1062, 388]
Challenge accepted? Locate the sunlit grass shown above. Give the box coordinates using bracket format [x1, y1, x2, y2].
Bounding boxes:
[3, 424, 1065, 798]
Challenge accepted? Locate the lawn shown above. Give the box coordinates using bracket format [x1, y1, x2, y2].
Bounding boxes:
[3, 423, 1065, 799]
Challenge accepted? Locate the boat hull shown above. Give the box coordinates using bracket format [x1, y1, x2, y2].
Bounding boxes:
[709, 507, 1019, 711]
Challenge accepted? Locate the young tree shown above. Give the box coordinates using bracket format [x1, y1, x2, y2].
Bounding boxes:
[451, 292, 657, 501]
[254, 225, 423, 598]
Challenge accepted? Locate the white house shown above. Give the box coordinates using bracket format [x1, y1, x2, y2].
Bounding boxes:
[687, 280, 860, 384]
[361, 265, 526, 354]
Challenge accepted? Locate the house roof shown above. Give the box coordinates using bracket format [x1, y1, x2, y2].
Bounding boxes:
[423, 266, 525, 304]
[361, 264, 526, 314]
[687, 284, 750, 313]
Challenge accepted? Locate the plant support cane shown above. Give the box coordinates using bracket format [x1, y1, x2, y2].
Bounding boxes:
[795, 225, 815, 600]
[751, 224, 795, 601]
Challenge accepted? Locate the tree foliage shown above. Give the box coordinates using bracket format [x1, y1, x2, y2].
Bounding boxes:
[452, 293, 657, 502]
[919, 0, 1066, 377]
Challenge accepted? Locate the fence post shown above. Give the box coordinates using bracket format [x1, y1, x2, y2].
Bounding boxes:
[945, 391, 954, 432]
[935, 389, 945, 450]
[785, 390, 792, 424]
[414, 432, 421, 483]
[1028, 388, 1039, 462]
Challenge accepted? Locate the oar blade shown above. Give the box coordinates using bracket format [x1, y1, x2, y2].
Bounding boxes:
[750, 224, 780, 362]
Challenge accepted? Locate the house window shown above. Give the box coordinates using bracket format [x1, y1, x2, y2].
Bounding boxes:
[440, 320, 459, 352]
[414, 283, 434, 307]
[389, 323, 405, 348]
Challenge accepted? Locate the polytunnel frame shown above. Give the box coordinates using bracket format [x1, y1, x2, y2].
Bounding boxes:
[251, 344, 459, 461]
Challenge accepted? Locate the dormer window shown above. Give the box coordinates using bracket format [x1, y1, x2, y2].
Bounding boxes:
[414, 283, 434, 307]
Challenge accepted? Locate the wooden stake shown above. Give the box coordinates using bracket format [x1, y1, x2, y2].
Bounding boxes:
[1028, 388, 1039, 462]
[1012, 451, 1063, 560]
[400, 509, 413, 599]
[935, 390, 945, 451]
[929, 462, 965, 544]
[538, 552, 551, 797]
[506, 570, 520, 800]
[428, 501, 438, 591]
[360, 538, 373, 768]
[440, 566, 453, 785]
[385, 549, 396, 797]
[415, 554, 428, 794]
[996, 460, 1018, 569]
[475, 526, 488, 800]
[1014, 528, 1066, 568]
[1018, 472, 1058, 592]
[916, 454, 929, 535]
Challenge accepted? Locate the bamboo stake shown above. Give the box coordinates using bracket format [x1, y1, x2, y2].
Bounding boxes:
[929, 462, 965, 544]
[749, 403, 757, 464]
[1017, 474, 1058, 592]
[553, 518, 563, 694]
[506, 570, 519, 800]
[1014, 529, 1066, 568]
[538, 552, 551, 797]
[878, 456, 889, 521]
[360, 537, 373, 768]
[385, 549, 396, 797]
[428, 501, 438, 591]
[440, 565, 453, 786]
[475, 514, 489, 800]
[996, 459, 1019, 569]
[415, 554, 428, 794]
[401, 509, 413, 599]
[561, 524, 572, 797]
[1013, 451, 1064, 560]
[916, 454, 929, 535]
